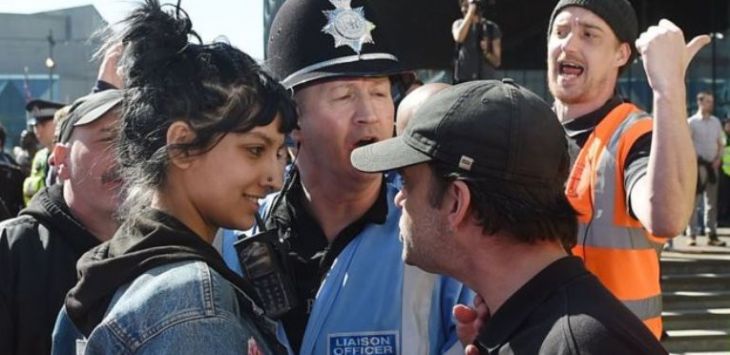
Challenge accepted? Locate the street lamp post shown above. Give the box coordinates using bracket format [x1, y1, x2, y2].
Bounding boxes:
[45, 30, 55, 100]
[710, 32, 724, 113]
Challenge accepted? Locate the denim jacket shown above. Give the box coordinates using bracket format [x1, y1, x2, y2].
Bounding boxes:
[52, 260, 285, 355]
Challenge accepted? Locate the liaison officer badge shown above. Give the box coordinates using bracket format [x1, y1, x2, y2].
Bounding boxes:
[321, 0, 375, 54]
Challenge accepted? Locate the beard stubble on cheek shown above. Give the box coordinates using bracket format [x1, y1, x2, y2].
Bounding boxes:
[100, 166, 121, 185]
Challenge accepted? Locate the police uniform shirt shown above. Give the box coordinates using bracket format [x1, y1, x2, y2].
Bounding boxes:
[474, 257, 667, 354]
[268, 174, 388, 353]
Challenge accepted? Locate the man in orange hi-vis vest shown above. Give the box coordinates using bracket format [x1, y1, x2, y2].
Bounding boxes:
[453, 0, 710, 347]
[547, 0, 708, 339]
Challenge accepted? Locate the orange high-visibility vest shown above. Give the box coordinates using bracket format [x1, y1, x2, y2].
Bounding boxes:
[566, 103, 664, 339]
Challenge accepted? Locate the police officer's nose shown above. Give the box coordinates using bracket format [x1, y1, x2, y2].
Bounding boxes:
[354, 96, 380, 125]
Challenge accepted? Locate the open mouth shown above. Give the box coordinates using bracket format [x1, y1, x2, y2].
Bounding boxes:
[354, 137, 377, 148]
[559, 61, 584, 77]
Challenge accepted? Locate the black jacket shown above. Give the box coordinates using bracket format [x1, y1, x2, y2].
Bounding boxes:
[0, 162, 24, 219]
[0, 184, 100, 355]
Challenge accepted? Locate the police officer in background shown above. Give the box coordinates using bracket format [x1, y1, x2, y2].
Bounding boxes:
[23, 99, 64, 204]
[452, 0, 502, 83]
[222, 0, 472, 353]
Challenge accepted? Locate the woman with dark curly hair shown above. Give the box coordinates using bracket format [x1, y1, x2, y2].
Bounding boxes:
[51, 1, 296, 354]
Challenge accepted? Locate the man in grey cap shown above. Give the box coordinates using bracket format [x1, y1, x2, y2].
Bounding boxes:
[352, 79, 667, 354]
[0, 89, 123, 355]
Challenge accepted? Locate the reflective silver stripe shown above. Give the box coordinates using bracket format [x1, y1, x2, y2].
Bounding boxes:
[31, 108, 59, 117]
[606, 112, 649, 152]
[577, 222, 656, 249]
[282, 53, 399, 87]
[580, 110, 658, 250]
[623, 294, 663, 320]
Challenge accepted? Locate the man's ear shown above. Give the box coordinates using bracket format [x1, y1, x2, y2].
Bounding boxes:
[446, 180, 472, 231]
[166, 121, 196, 169]
[290, 110, 303, 145]
[290, 95, 304, 145]
[616, 42, 631, 68]
[51, 143, 71, 180]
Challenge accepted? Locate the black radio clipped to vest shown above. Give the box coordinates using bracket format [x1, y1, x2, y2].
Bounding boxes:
[234, 217, 298, 319]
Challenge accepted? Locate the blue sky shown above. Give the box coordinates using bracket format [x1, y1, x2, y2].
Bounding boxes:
[0, 0, 264, 60]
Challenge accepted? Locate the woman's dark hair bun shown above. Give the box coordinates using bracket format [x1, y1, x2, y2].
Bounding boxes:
[121, 0, 200, 89]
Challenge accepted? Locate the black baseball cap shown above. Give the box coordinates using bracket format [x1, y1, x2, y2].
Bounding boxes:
[25, 99, 65, 125]
[58, 89, 123, 143]
[351, 79, 569, 186]
[267, 0, 402, 89]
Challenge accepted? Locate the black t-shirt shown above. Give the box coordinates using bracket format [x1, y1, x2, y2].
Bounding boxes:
[266, 173, 388, 353]
[475, 257, 667, 354]
[562, 94, 651, 216]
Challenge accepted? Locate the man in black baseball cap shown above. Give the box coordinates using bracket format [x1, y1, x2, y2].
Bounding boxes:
[353, 79, 569, 186]
[351, 79, 666, 354]
[221, 0, 471, 353]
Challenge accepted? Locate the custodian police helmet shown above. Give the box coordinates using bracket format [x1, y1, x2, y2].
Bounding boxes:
[25, 99, 65, 125]
[267, 0, 402, 90]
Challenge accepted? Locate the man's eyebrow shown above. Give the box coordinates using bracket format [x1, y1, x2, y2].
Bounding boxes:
[578, 21, 606, 33]
[553, 18, 607, 33]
